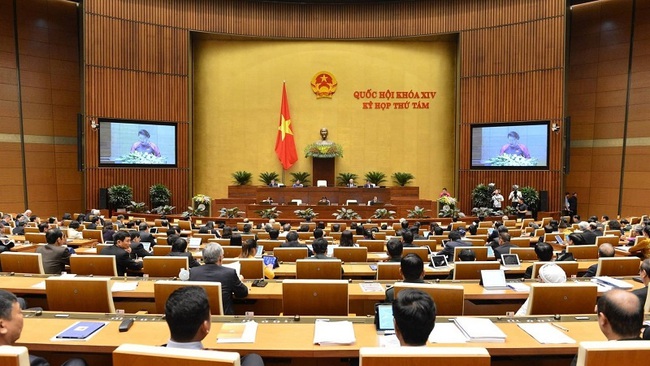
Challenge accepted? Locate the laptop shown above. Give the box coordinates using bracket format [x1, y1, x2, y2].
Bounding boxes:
[374, 303, 395, 334]
[430, 254, 449, 268]
[255, 245, 264, 257]
[149, 227, 158, 234]
[501, 254, 520, 267]
[480, 269, 509, 290]
[188, 237, 201, 249]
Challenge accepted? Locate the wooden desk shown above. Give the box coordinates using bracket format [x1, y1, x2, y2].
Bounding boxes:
[255, 187, 392, 205]
[15, 312, 616, 366]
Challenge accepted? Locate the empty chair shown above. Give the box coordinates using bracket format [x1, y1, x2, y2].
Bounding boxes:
[595, 236, 620, 246]
[153, 280, 224, 315]
[222, 258, 264, 279]
[273, 247, 308, 262]
[296, 259, 342, 279]
[376, 262, 402, 280]
[155, 237, 168, 246]
[0, 346, 30, 366]
[526, 283, 598, 315]
[45, 277, 115, 313]
[567, 245, 598, 259]
[452, 261, 500, 280]
[69, 255, 118, 276]
[152, 245, 172, 256]
[282, 279, 348, 316]
[222, 246, 242, 258]
[82, 229, 104, 243]
[142, 256, 188, 277]
[576, 341, 650, 366]
[360, 347, 490, 366]
[0, 252, 44, 274]
[113, 344, 240, 366]
[393, 282, 464, 316]
[402, 247, 429, 262]
[509, 247, 538, 261]
[510, 237, 531, 248]
[595, 257, 640, 277]
[193, 233, 216, 242]
[357, 240, 385, 252]
[258, 239, 282, 252]
[453, 246, 489, 261]
[530, 261, 579, 279]
[333, 246, 367, 262]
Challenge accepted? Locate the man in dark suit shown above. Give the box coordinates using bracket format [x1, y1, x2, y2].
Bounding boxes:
[401, 230, 416, 247]
[392, 288, 436, 347]
[138, 223, 156, 247]
[36, 229, 71, 274]
[129, 231, 152, 258]
[169, 237, 201, 268]
[0, 289, 87, 366]
[385, 238, 403, 262]
[436, 230, 470, 262]
[384, 254, 425, 303]
[633, 259, 650, 308]
[494, 232, 517, 261]
[311, 238, 332, 259]
[189, 243, 248, 315]
[582, 244, 615, 277]
[100, 231, 143, 276]
[163, 286, 264, 366]
[280, 231, 313, 256]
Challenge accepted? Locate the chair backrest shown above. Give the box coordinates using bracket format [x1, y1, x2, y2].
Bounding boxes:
[462, 239, 485, 247]
[222, 258, 264, 279]
[534, 228, 545, 237]
[357, 240, 385, 252]
[24, 232, 47, 244]
[373, 232, 386, 240]
[0, 346, 30, 366]
[177, 221, 192, 230]
[214, 238, 231, 246]
[193, 233, 216, 241]
[333, 247, 368, 262]
[509, 229, 523, 237]
[478, 221, 493, 228]
[0, 252, 44, 274]
[45, 277, 115, 313]
[296, 259, 342, 279]
[453, 246, 489, 261]
[453, 261, 500, 280]
[359, 347, 490, 366]
[222, 246, 242, 258]
[595, 236, 620, 246]
[595, 257, 640, 276]
[576, 341, 650, 366]
[258, 239, 282, 251]
[153, 280, 224, 315]
[82, 229, 104, 243]
[509, 247, 538, 261]
[393, 282, 464, 316]
[402, 247, 429, 262]
[273, 247, 308, 262]
[530, 261, 579, 279]
[96, 243, 112, 252]
[297, 232, 312, 240]
[282, 279, 348, 315]
[152, 245, 172, 256]
[69, 255, 118, 276]
[376, 262, 402, 280]
[567, 245, 598, 259]
[256, 231, 270, 239]
[155, 237, 168, 246]
[143, 256, 188, 277]
[413, 240, 436, 252]
[113, 344, 240, 366]
[24, 227, 39, 233]
[527, 283, 598, 315]
[543, 233, 557, 243]
[510, 237, 531, 248]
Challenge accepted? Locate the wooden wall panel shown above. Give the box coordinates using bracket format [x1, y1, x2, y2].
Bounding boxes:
[83, 0, 566, 214]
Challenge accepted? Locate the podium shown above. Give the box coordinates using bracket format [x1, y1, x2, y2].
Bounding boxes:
[312, 157, 335, 187]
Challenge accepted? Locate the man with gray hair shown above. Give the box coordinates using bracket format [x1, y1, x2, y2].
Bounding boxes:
[189, 243, 248, 314]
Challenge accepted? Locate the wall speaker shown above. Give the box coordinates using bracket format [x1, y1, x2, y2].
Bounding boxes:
[99, 188, 108, 209]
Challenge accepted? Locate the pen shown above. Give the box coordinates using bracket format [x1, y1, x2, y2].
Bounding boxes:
[551, 323, 569, 332]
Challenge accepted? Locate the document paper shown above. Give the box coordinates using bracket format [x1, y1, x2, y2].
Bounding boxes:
[313, 320, 356, 345]
[453, 317, 507, 343]
[216, 322, 258, 343]
[517, 323, 576, 344]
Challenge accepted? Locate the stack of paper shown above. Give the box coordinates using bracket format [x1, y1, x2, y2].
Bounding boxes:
[223, 261, 241, 276]
[507, 282, 530, 292]
[111, 281, 138, 292]
[518, 323, 576, 344]
[216, 322, 258, 343]
[313, 320, 356, 345]
[452, 317, 507, 343]
[359, 282, 384, 292]
[591, 276, 633, 290]
[428, 322, 469, 343]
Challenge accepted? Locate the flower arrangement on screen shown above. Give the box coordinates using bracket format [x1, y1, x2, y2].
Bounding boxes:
[485, 153, 539, 166]
[304, 143, 343, 158]
[116, 151, 167, 164]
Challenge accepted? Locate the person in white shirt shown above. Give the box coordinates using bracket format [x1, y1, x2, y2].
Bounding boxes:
[67, 221, 83, 240]
[492, 189, 504, 209]
[508, 185, 522, 208]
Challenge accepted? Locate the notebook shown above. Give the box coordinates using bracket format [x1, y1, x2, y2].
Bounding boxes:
[55, 321, 107, 339]
[480, 269, 509, 290]
[188, 237, 201, 248]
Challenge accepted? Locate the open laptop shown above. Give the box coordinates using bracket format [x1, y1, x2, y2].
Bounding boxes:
[188, 237, 201, 249]
[480, 269, 509, 290]
[501, 253, 520, 267]
[430, 254, 449, 268]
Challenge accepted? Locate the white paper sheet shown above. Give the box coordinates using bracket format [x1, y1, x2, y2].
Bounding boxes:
[428, 322, 468, 343]
[313, 320, 356, 345]
[111, 281, 138, 292]
[216, 321, 258, 343]
[518, 323, 576, 344]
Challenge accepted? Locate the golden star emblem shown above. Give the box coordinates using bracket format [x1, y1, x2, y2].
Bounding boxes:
[278, 117, 293, 140]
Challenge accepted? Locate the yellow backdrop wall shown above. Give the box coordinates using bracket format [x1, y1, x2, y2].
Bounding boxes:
[193, 39, 457, 201]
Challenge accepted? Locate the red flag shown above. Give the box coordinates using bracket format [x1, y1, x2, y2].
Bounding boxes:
[275, 83, 298, 170]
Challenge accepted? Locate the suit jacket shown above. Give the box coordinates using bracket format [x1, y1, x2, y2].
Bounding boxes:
[189, 263, 248, 315]
[437, 240, 471, 262]
[579, 230, 597, 245]
[280, 241, 314, 256]
[36, 244, 70, 274]
[139, 231, 157, 246]
[103, 230, 115, 243]
[100, 244, 143, 276]
[582, 263, 598, 278]
[633, 285, 648, 308]
[130, 242, 151, 258]
[494, 243, 517, 260]
[169, 251, 201, 268]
